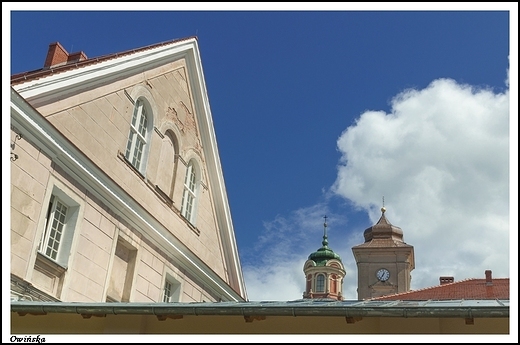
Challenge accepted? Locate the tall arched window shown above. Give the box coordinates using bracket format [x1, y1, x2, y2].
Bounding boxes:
[125, 98, 150, 173]
[316, 274, 325, 292]
[181, 160, 198, 223]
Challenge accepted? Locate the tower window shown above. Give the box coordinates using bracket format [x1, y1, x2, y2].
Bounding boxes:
[316, 274, 325, 292]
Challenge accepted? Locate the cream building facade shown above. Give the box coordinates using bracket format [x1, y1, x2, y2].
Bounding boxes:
[10, 38, 247, 304]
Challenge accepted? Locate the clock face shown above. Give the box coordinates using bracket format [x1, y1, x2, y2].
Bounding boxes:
[376, 268, 390, 282]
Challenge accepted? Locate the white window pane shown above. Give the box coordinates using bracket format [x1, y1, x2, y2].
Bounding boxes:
[43, 199, 68, 261]
[163, 281, 173, 303]
[125, 131, 135, 159]
[181, 162, 197, 222]
[316, 275, 325, 292]
[125, 99, 148, 171]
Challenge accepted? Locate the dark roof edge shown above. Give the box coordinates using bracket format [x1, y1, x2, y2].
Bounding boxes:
[11, 300, 509, 319]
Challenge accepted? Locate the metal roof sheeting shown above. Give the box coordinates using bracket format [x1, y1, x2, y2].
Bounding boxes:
[11, 298, 509, 318]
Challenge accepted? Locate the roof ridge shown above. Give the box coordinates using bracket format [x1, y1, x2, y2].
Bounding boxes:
[370, 278, 472, 300]
[370, 277, 510, 301]
[11, 36, 197, 85]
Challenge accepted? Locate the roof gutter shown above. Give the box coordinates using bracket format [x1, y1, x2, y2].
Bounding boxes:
[11, 301, 509, 319]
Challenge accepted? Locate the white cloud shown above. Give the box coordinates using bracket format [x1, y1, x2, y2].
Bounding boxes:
[243, 76, 513, 301]
[332, 78, 511, 291]
[242, 203, 354, 301]
[243, 261, 306, 302]
[241, 202, 375, 301]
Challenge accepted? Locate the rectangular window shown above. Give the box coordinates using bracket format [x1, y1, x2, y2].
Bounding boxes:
[33, 184, 82, 297]
[163, 280, 173, 302]
[38, 190, 80, 268]
[162, 275, 181, 303]
[39, 195, 68, 261]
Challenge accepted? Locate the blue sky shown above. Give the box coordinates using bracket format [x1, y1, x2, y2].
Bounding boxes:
[5, 4, 518, 304]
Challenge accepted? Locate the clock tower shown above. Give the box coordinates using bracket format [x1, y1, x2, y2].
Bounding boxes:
[352, 206, 414, 300]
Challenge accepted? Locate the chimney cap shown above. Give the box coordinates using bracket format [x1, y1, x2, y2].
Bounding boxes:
[439, 276, 454, 285]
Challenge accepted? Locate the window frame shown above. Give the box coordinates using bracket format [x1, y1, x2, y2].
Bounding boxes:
[316, 274, 326, 292]
[162, 274, 181, 303]
[37, 185, 82, 269]
[39, 195, 68, 262]
[125, 98, 151, 174]
[180, 160, 199, 224]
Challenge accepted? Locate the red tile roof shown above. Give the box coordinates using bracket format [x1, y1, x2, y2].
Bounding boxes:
[11, 36, 197, 86]
[372, 277, 509, 301]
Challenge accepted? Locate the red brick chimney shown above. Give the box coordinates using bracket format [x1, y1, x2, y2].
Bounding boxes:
[485, 270, 492, 286]
[44, 42, 87, 69]
[67, 51, 88, 64]
[439, 276, 454, 285]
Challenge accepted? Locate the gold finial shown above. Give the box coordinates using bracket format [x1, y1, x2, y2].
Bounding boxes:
[381, 196, 386, 213]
